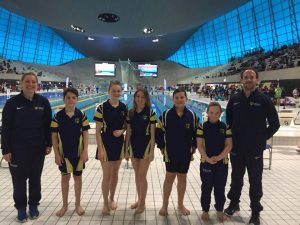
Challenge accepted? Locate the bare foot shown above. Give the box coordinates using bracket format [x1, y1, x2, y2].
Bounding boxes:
[135, 205, 145, 214]
[216, 211, 226, 221]
[201, 212, 209, 220]
[159, 206, 168, 216]
[109, 200, 118, 210]
[131, 202, 138, 209]
[178, 205, 190, 216]
[75, 205, 85, 216]
[56, 206, 68, 217]
[102, 204, 110, 215]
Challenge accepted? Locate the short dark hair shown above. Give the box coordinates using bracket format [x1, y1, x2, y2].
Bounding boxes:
[173, 88, 187, 98]
[108, 80, 122, 91]
[240, 68, 259, 79]
[207, 102, 222, 112]
[63, 87, 79, 98]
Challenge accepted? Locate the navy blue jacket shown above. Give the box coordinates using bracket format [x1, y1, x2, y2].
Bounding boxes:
[1, 92, 52, 154]
[226, 89, 280, 156]
[156, 107, 199, 163]
[51, 108, 90, 158]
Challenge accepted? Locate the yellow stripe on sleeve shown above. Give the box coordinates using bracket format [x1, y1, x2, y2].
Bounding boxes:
[82, 120, 90, 127]
[196, 129, 204, 136]
[226, 129, 232, 135]
[150, 115, 156, 122]
[157, 120, 165, 131]
[50, 121, 58, 128]
[94, 111, 103, 119]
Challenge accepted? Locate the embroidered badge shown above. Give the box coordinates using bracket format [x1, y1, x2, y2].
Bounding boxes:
[34, 106, 44, 110]
[249, 102, 261, 106]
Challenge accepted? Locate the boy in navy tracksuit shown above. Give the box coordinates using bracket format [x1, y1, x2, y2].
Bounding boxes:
[156, 88, 199, 216]
[197, 102, 232, 221]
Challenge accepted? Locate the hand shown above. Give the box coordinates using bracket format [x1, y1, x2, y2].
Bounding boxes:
[97, 149, 104, 162]
[80, 150, 88, 163]
[148, 152, 154, 162]
[211, 156, 221, 162]
[55, 154, 63, 166]
[113, 129, 124, 137]
[3, 153, 12, 163]
[45, 147, 52, 155]
[125, 152, 129, 161]
[206, 157, 217, 164]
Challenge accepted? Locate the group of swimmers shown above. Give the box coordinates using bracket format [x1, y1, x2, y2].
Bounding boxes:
[2, 69, 279, 225]
[50, 80, 231, 221]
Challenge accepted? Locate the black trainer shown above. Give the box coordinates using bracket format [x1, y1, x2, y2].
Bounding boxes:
[249, 213, 260, 225]
[224, 203, 240, 216]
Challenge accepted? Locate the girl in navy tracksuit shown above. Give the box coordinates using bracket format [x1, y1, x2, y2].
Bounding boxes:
[93, 80, 127, 215]
[125, 88, 156, 214]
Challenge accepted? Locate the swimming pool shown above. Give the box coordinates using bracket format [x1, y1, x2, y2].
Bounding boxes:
[0, 92, 226, 123]
[0, 92, 64, 108]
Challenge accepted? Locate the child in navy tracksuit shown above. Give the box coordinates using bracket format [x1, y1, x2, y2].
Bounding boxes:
[156, 88, 199, 216]
[197, 102, 232, 221]
[51, 87, 90, 217]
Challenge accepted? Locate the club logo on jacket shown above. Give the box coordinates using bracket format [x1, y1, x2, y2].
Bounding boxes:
[185, 123, 191, 129]
[34, 106, 44, 110]
[249, 102, 261, 107]
[143, 115, 147, 120]
[75, 118, 80, 124]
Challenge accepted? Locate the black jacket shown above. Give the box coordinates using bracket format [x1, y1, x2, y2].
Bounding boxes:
[226, 89, 280, 156]
[1, 92, 52, 154]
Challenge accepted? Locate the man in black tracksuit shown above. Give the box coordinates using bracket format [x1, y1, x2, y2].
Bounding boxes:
[1, 73, 52, 222]
[224, 68, 280, 225]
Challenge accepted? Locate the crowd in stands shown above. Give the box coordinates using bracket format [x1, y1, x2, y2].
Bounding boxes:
[0, 80, 68, 94]
[197, 84, 241, 101]
[75, 83, 101, 95]
[0, 58, 57, 78]
[0, 59, 16, 74]
[221, 43, 300, 76]
[194, 82, 299, 108]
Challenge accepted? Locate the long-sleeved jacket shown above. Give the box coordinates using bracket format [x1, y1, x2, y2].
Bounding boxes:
[1, 92, 52, 154]
[226, 89, 280, 156]
[156, 107, 199, 163]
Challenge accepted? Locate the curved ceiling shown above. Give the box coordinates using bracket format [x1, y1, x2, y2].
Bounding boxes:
[0, 0, 249, 62]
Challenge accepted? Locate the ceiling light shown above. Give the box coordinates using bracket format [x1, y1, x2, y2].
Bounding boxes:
[143, 27, 154, 34]
[87, 36, 94, 41]
[152, 38, 159, 42]
[98, 13, 120, 23]
[70, 24, 85, 33]
[113, 36, 120, 39]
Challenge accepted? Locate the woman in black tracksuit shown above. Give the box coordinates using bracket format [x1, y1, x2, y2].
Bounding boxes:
[1, 72, 52, 222]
